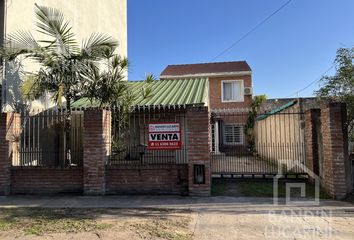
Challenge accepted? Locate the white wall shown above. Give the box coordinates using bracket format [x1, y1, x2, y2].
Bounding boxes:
[2, 0, 127, 111]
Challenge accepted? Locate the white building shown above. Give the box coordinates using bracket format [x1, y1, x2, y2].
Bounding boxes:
[1, 0, 127, 111]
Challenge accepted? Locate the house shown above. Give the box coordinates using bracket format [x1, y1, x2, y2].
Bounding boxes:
[73, 61, 253, 155]
[0, 0, 127, 112]
[160, 61, 253, 154]
[73, 61, 252, 156]
[68, 60, 254, 166]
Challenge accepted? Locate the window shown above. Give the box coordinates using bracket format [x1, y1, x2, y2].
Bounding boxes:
[224, 125, 243, 144]
[221, 80, 244, 102]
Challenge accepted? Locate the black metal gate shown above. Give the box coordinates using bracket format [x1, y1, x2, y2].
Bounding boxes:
[210, 108, 307, 178]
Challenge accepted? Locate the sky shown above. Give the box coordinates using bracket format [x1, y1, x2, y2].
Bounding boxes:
[127, 0, 354, 98]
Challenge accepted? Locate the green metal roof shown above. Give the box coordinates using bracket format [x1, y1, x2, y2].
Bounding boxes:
[256, 100, 297, 121]
[72, 78, 208, 108]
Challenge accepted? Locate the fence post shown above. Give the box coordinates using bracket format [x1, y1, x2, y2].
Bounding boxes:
[0, 112, 20, 195]
[320, 102, 351, 199]
[186, 106, 211, 196]
[304, 109, 321, 182]
[83, 109, 111, 195]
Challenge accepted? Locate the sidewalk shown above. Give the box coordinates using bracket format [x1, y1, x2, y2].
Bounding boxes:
[0, 195, 352, 210]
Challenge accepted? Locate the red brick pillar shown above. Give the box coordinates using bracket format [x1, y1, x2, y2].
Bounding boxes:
[304, 109, 320, 182]
[320, 103, 351, 199]
[83, 109, 111, 195]
[186, 106, 211, 196]
[0, 112, 20, 195]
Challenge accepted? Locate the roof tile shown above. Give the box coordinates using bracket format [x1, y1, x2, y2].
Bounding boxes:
[160, 61, 251, 77]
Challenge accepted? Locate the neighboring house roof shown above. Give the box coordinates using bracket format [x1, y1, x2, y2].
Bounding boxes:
[262, 97, 324, 113]
[256, 100, 297, 121]
[72, 78, 208, 108]
[160, 61, 252, 79]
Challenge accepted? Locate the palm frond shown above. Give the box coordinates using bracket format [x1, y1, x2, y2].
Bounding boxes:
[51, 83, 64, 106]
[140, 74, 156, 100]
[81, 33, 118, 59]
[145, 73, 157, 83]
[20, 74, 46, 101]
[1, 30, 46, 61]
[110, 55, 129, 70]
[34, 4, 78, 55]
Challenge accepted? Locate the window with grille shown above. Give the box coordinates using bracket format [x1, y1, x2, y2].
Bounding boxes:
[222, 80, 244, 102]
[224, 125, 243, 144]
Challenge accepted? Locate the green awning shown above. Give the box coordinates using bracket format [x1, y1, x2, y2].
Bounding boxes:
[72, 78, 208, 108]
[256, 100, 297, 121]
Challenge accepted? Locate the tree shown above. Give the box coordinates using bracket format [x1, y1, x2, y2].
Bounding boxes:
[315, 47, 354, 141]
[82, 49, 153, 109]
[245, 95, 267, 152]
[0, 4, 119, 164]
[82, 51, 154, 152]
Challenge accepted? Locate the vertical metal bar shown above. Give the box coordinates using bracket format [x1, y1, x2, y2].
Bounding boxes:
[37, 110, 40, 166]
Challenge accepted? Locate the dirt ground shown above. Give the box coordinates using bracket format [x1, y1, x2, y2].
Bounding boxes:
[0, 208, 194, 240]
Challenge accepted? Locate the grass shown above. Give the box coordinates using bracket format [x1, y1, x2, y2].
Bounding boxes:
[0, 208, 112, 236]
[238, 181, 331, 199]
[130, 216, 192, 240]
[212, 180, 331, 199]
[0, 208, 193, 239]
[211, 181, 226, 195]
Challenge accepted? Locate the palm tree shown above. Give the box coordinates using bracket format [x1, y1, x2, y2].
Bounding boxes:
[1, 4, 119, 165]
[83, 49, 154, 108]
[82, 49, 154, 153]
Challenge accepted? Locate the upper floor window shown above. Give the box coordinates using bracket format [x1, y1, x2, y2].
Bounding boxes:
[221, 80, 244, 102]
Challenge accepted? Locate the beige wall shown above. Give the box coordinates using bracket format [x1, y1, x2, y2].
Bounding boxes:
[2, 0, 127, 111]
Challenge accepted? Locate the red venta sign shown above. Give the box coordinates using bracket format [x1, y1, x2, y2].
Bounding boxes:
[148, 123, 182, 150]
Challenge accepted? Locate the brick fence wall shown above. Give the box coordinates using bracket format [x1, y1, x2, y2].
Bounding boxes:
[83, 109, 111, 195]
[320, 103, 351, 199]
[11, 168, 83, 194]
[1, 107, 211, 196]
[0, 113, 20, 195]
[2, 103, 351, 198]
[2, 108, 211, 196]
[305, 103, 352, 199]
[106, 165, 188, 195]
[186, 106, 211, 196]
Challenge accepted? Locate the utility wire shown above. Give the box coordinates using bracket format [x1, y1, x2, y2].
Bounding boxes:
[283, 64, 336, 98]
[212, 0, 293, 61]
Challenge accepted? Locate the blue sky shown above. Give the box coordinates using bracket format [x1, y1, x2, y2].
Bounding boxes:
[127, 0, 354, 98]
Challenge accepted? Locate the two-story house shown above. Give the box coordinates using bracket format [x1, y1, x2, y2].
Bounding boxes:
[0, 0, 127, 112]
[160, 61, 253, 154]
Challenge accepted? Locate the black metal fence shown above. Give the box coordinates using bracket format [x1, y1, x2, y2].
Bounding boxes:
[351, 153, 354, 189]
[211, 108, 306, 177]
[13, 109, 83, 167]
[108, 107, 188, 165]
[13, 107, 188, 167]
